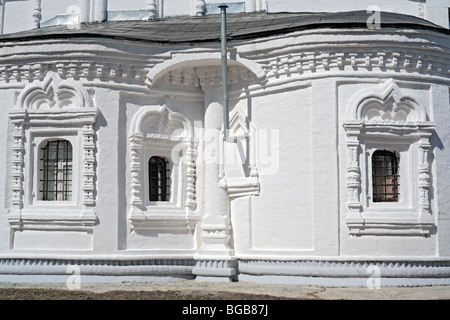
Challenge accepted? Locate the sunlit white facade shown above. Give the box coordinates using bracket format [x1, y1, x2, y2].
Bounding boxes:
[0, 0, 449, 286]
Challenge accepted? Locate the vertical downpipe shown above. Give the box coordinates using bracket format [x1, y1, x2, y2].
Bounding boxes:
[219, 4, 229, 140]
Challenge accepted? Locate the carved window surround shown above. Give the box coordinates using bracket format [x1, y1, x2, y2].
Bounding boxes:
[343, 80, 436, 237]
[128, 105, 199, 232]
[7, 72, 98, 232]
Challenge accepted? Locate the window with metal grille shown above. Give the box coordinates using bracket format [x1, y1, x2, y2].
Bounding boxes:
[372, 150, 399, 202]
[149, 156, 170, 201]
[40, 139, 73, 201]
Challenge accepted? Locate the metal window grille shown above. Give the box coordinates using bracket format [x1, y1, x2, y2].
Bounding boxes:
[149, 156, 170, 201]
[372, 150, 399, 202]
[40, 139, 73, 201]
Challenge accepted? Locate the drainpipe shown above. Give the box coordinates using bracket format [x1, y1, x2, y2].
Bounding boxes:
[0, 0, 5, 35]
[219, 4, 229, 140]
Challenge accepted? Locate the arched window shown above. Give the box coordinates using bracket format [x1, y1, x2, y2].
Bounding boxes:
[40, 139, 73, 201]
[372, 150, 399, 202]
[149, 156, 170, 201]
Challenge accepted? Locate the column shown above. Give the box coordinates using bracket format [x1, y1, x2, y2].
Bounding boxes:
[92, 0, 107, 22]
[79, 0, 90, 23]
[193, 67, 236, 282]
[80, 0, 107, 23]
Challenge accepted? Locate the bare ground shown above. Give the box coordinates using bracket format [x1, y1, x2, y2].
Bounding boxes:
[0, 280, 449, 300]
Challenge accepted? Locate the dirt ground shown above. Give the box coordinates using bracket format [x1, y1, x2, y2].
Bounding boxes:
[0, 280, 449, 300]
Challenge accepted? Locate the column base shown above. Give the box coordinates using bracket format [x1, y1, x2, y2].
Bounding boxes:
[195, 276, 234, 283]
[192, 258, 238, 282]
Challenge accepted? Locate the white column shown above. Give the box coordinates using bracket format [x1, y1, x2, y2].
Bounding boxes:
[193, 68, 236, 282]
[92, 0, 107, 22]
[201, 89, 231, 254]
[245, 0, 256, 12]
[79, 0, 90, 23]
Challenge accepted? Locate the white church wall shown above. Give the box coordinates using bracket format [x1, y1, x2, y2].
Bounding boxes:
[107, 0, 147, 11]
[0, 89, 16, 252]
[432, 84, 450, 257]
[230, 78, 341, 258]
[0, 7, 449, 284]
[266, 0, 424, 18]
[2, 0, 32, 34]
[91, 88, 120, 253]
[246, 87, 315, 252]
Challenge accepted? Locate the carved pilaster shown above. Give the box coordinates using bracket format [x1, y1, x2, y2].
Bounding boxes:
[345, 124, 362, 214]
[10, 117, 25, 211]
[82, 124, 96, 207]
[185, 138, 198, 211]
[418, 135, 432, 215]
[129, 133, 144, 210]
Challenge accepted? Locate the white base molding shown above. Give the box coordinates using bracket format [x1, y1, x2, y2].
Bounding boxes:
[237, 259, 450, 287]
[0, 258, 196, 283]
[0, 258, 449, 287]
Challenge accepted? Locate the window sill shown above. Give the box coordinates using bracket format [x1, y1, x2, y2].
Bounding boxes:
[8, 207, 97, 231]
[346, 215, 435, 236]
[129, 209, 200, 232]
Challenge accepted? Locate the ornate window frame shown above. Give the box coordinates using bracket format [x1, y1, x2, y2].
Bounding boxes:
[128, 105, 199, 232]
[7, 72, 98, 232]
[342, 80, 435, 236]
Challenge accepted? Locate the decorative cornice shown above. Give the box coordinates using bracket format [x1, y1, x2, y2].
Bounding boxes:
[0, 61, 148, 86]
[343, 119, 436, 129]
[256, 47, 450, 83]
[263, 47, 450, 77]
[0, 39, 448, 94]
[159, 65, 257, 88]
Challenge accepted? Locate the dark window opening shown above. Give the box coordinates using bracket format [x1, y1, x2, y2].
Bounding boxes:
[372, 150, 399, 202]
[149, 156, 170, 201]
[40, 139, 72, 201]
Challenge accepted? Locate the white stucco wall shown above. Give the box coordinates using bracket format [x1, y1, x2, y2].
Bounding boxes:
[0, 11, 449, 284]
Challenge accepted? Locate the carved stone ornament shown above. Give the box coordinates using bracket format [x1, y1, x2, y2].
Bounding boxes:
[7, 71, 98, 233]
[128, 105, 199, 231]
[195, 0, 206, 16]
[343, 79, 436, 237]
